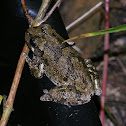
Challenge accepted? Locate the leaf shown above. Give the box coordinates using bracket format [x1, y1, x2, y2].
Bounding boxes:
[0, 95, 3, 105]
[63, 24, 126, 43]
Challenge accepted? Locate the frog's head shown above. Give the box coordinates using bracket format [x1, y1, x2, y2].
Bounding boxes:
[25, 24, 48, 55]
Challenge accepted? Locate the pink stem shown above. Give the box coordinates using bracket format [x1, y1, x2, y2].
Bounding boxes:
[100, 0, 110, 125]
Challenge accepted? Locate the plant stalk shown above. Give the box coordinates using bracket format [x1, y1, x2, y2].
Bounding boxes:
[100, 0, 110, 125]
[0, 44, 29, 126]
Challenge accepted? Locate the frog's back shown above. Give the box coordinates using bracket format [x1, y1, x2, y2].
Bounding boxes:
[43, 44, 93, 92]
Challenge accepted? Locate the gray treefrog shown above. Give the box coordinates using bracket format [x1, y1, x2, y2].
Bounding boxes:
[24, 23, 102, 106]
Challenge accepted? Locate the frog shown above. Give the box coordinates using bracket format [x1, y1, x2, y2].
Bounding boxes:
[24, 23, 102, 106]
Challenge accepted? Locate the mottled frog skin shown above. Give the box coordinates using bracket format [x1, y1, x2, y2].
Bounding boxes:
[24, 23, 102, 106]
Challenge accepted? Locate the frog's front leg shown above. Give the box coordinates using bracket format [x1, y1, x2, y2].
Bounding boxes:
[84, 59, 102, 96]
[23, 53, 44, 78]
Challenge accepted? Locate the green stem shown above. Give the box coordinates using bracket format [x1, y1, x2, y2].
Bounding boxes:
[104, 106, 118, 126]
[63, 24, 126, 43]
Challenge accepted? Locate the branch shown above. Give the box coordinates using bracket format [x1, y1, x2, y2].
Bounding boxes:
[100, 0, 110, 125]
[32, 0, 51, 27]
[0, 44, 29, 126]
[32, 0, 62, 27]
[0, 0, 31, 125]
[21, 0, 34, 25]
[116, 58, 126, 74]
[66, 1, 103, 31]
[40, 0, 62, 25]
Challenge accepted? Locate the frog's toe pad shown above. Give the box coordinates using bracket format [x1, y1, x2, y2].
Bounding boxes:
[95, 89, 102, 96]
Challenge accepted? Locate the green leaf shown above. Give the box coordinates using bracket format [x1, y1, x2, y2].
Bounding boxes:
[63, 24, 126, 43]
[0, 95, 3, 105]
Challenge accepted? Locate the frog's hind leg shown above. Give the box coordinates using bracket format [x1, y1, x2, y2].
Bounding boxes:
[40, 85, 92, 106]
[23, 53, 44, 78]
[84, 59, 102, 96]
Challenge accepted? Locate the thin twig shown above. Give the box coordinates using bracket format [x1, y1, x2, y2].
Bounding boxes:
[0, 44, 29, 126]
[32, 0, 51, 27]
[100, 0, 110, 125]
[0, 0, 31, 125]
[21, 0, 34, 25]
[116, 58, 126, 74]
[72, 45, 83, 54]
[34, 0, 62, 26]
[66, 1, 103, 31]
[41, 0, 62, 23]
[96, 57, 116, 70]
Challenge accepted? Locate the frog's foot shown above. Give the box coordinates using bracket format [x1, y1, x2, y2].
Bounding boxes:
[84, 59, 102, 96]
[40, 89, 53, 102]
[40, 85, 92, 106]
[23, 53, 44, 78]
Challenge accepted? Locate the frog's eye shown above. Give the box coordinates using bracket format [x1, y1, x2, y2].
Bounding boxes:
[30, 38, 37, 47]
